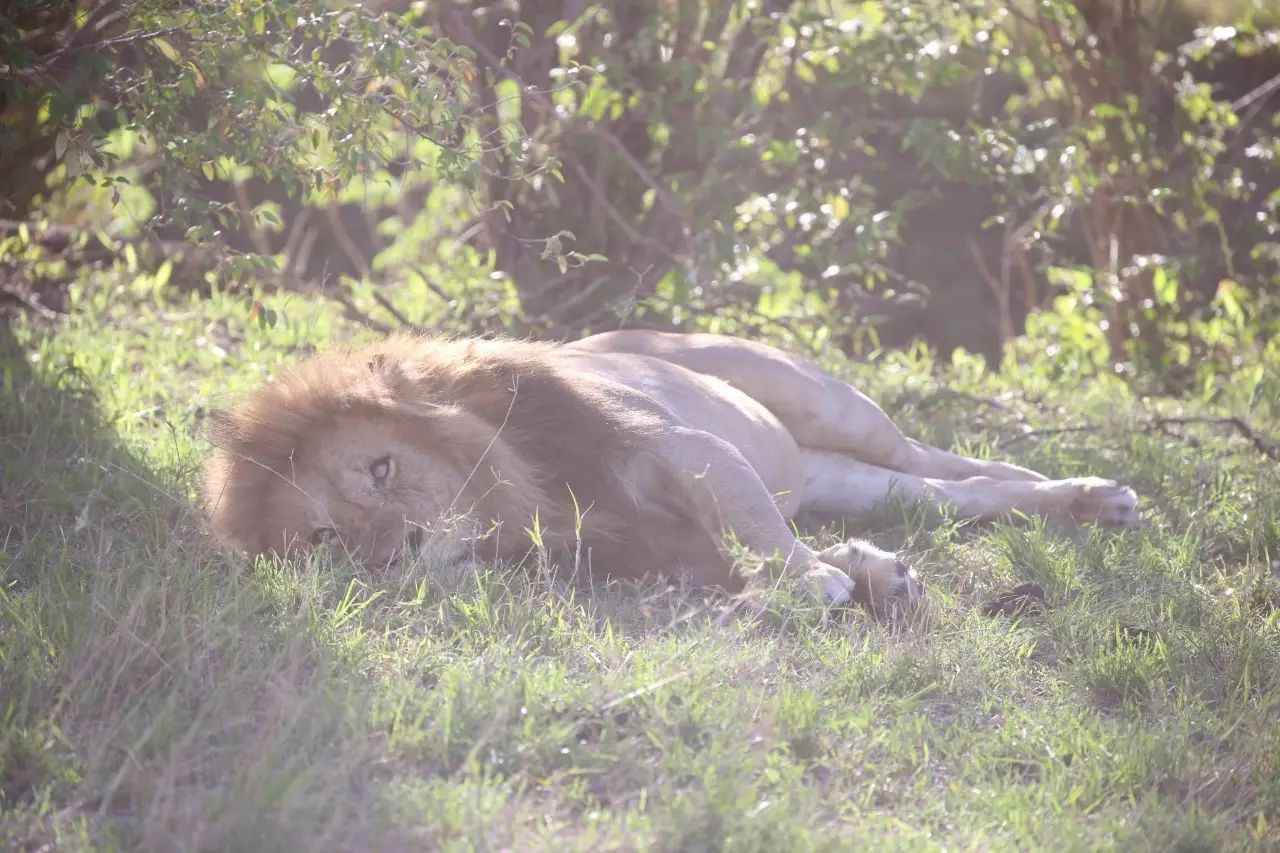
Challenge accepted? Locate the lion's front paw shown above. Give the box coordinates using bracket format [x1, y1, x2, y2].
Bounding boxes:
[1039, 477, 1139, 528]
[803, 564, 856, 607]
[818, 539, 924, 614]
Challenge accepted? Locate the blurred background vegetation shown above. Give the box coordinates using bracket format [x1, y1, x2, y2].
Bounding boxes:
[4, 9, 1280, 846]
[3, 0, 1279, 392]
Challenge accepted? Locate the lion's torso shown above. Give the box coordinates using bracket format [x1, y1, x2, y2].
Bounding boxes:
[552, 347, 804, 513]
[205, 331, 807, 582]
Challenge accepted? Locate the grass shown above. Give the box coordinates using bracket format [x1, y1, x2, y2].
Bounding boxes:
[2, 278, 1279, 851]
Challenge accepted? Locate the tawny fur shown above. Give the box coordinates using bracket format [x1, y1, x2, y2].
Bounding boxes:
[205, 330, 1139, 611]
[205, 336, 656, 566]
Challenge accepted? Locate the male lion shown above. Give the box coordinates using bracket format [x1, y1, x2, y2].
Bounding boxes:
[203, 330, 1138, 611]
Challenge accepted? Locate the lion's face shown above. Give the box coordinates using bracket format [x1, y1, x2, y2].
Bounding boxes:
[211, 410, 479, 566]
[274, 413, 480, 565]
[205, 335, 557, 567]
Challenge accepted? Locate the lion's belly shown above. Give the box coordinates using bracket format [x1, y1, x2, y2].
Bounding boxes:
[555, 350, 805, 517]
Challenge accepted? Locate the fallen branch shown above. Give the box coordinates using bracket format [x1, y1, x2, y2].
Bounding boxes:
[1146, 416, 1280, 462]
[910, 387, 1021, 416]
[997, 415, 1279, 463]
[997, 425, 1102, 448]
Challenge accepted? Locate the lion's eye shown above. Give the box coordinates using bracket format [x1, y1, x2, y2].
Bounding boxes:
[369, 454, 394, 486]
[310, 527, 338, 546]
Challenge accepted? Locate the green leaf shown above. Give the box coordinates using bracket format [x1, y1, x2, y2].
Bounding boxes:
[1152, 266, 1178, 307]
[152, 37, 181, 63]
[154, 260, 173, 290]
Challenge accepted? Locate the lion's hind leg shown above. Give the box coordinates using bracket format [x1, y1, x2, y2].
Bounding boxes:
[763, 371, 1049, 483]
[575, 330, 1046, 482]
[798, 449, 1139, 529]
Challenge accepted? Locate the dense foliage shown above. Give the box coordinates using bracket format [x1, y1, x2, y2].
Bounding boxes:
[4, 0, 1279, 386]
[4, 3, 1280, 848]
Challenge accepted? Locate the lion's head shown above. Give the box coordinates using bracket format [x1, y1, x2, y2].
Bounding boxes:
[202, 336, 555, 566]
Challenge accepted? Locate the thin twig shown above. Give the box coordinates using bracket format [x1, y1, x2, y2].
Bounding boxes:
[371, 291, 429, 334]
[324, 206, 372, 278]
[597, 667, 697, 713]
[564, 158, 681, 267]
[998, 416, 1279, 463]
[4, 24, 190, 83]
[232, 180, 272, 256]
[1231, 70, 1280, 114]
[441, 6, 690, 260]
[997, 425, 1103, 448]
[529, 264, 654, 327]
[0, 289, 63, 320]
[0, 218, 218, 263]
[573, 124, 682, 215]
[910, 387, 1020, 416]
[408, 264, 467, 316]
[966, 234, 1013, 348]
[1147, 416, 1280, 462]
[331, 289, 393, 334]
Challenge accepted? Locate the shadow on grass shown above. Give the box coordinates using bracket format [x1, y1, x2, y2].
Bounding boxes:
[0, 319, 407, 849]
[0, 316, 860, 848]
[1, 319, 172, 586]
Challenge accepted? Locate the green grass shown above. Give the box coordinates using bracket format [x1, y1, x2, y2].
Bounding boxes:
[3, 279, 1279, 850]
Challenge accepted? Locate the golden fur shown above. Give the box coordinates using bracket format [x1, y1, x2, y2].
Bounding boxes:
[205, 330, 1139, 610]
[205, 336, 661, 568]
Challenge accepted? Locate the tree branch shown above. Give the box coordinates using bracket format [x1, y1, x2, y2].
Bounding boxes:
[0, 218, 220, 264]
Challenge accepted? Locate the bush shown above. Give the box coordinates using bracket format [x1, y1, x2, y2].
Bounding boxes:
[3, 0, 1278, 383]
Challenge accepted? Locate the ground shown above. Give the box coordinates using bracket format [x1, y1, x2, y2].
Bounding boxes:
[2, 278, 1278, 850]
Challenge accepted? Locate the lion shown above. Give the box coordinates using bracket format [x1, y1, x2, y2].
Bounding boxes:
[203, 330, 1139, 611]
